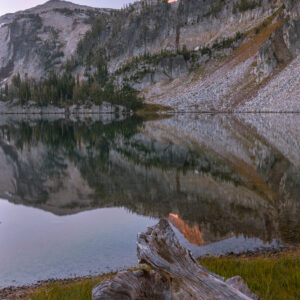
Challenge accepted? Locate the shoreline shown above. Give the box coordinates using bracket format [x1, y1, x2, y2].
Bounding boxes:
[0, 274, 116, 300]
[1, 245, 297, 300]
[1, 100, 300, 116]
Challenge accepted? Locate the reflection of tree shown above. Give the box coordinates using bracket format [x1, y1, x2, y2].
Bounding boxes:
[0, 116, 300, 245]
[278, 206, 300, 243]
[0, 117, 143, 204]
[2, 116, 143, 152]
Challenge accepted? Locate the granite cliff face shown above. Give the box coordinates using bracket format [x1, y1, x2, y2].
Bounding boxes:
[0, 0, 300, 111]
[239, 0, 300, 111]
[0, 0, 111, 83]
[142, 0, 300, 112]
[0, 0, 280, 80]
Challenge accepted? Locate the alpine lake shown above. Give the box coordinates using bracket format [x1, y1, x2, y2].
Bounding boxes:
[0, 112, 299, 288]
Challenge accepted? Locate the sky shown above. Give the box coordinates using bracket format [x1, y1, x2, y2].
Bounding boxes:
[0, 0, 137, 16]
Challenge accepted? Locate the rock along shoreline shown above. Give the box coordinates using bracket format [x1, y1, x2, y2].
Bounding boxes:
[0, 101, 130, 116]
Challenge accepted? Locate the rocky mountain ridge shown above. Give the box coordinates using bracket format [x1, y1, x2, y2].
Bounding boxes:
[0, 0, 111, 83]
[143, 0, 300, 112]
[0, 0, 300, 111]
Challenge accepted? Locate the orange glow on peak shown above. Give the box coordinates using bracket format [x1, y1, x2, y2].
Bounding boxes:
[168, 213, 205, 246]
[169, 213, 179, 218]
[168, 0, 178, 3]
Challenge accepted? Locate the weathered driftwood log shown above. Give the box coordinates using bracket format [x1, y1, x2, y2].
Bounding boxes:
[93, 219, 258, 300]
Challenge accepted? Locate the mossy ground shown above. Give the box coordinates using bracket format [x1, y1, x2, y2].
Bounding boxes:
[22, 249, 300, 300]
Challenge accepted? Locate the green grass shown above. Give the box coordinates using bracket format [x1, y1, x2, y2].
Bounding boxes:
[30, 281, 94, 300]
[28, 275, 114, 300]
[199, 251, 300, 300]
[28, 251, 300, 300]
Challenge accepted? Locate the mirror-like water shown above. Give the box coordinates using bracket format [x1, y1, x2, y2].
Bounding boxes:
[0, 113, 299, 288]
[0, 201, 157, 288]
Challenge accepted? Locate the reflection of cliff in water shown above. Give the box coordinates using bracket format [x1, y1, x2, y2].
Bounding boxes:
[168, 213, 205, 246]
[0, 114, 299, 245]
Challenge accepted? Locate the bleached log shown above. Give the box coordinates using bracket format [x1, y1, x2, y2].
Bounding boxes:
[93, 219, 258, 300]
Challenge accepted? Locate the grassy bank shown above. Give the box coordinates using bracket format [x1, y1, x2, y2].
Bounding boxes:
[3, 250, 298, 300]
[29, 275, 113, 300]
[199, 250, 300, 300]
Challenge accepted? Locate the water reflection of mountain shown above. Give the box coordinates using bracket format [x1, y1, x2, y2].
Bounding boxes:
[0, 114, 299, 245]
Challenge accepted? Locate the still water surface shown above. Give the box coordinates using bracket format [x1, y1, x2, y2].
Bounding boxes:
[0, 113, 299, 287]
